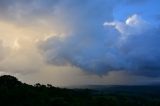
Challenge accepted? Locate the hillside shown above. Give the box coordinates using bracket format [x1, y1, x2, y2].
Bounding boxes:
[0, 75, 160, 106]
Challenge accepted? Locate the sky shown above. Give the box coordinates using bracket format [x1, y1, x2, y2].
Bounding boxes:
[0, 0, 160, 86]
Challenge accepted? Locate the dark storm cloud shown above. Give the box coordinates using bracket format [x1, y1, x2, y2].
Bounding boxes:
[121, 27, 160, 77]
[40, 12, 160, 77]
[38, 0, 118, 75]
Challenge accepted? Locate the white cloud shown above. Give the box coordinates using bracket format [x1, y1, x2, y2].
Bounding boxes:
[104, 14, 149, 36]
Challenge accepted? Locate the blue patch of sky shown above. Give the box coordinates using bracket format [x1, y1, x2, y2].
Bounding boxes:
[113, 0, 160, 26]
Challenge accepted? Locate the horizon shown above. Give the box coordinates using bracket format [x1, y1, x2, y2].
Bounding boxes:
[1, 75, 160, 88]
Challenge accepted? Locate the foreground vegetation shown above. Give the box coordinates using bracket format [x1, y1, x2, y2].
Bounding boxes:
[0, 75, 160, 106]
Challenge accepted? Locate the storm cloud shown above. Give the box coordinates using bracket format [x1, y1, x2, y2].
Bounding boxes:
[40, 13, 160, 76]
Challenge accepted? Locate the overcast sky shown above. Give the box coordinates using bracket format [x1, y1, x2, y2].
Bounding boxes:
[0, 0, 160, 86]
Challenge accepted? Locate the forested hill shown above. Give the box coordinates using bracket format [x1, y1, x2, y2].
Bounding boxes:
[0, 75, 160, 106]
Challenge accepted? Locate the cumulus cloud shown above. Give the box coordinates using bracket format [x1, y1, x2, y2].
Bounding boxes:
[105, 14, 160, 74]
[39, 0, 118, 75]
[40, 14, 160, 77]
